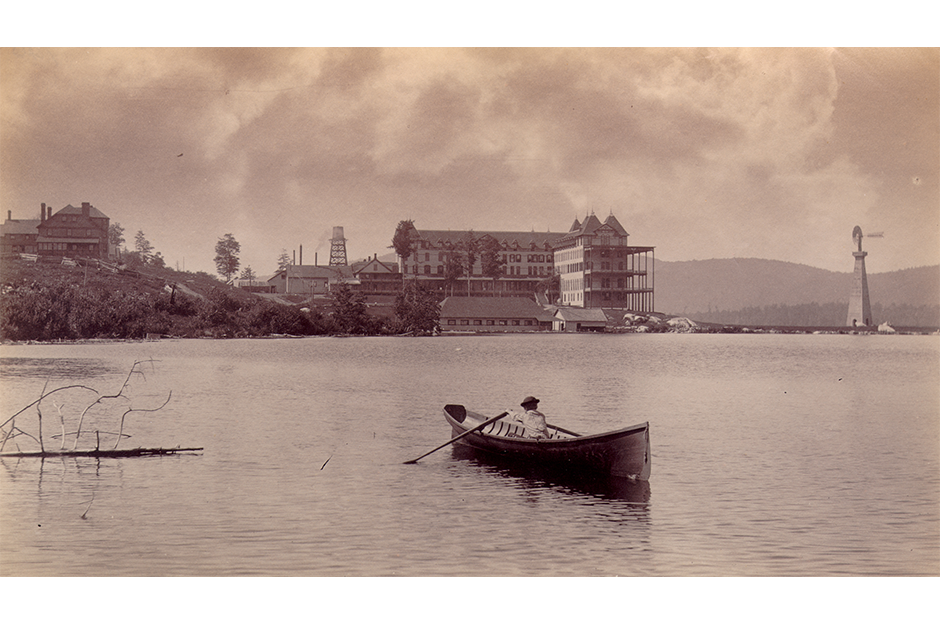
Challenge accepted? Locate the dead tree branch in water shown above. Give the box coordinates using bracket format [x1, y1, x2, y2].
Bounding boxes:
[1, 359, 198, 459]
[72, 359, 151, 450]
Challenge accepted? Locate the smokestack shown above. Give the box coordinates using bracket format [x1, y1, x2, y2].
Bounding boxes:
[41, 203, 46, 222]
[293, 250, 296, 265]
[315, 253, 317, 266]
[300, 244, 303, 266]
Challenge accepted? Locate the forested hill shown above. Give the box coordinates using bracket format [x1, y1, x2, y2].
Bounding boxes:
[655, 259, 939, 326]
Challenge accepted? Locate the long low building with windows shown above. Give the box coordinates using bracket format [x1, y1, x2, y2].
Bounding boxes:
[440, 297, 555, 331]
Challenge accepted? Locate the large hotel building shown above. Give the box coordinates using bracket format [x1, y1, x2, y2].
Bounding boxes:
[400, 213, 654, 311]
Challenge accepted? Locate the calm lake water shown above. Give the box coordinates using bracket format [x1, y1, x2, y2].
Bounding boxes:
[1, 333, 937, 576]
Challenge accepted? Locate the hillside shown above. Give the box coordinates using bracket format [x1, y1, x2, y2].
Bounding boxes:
[655, 258, 939, 318]
[0, 256, 329, 340]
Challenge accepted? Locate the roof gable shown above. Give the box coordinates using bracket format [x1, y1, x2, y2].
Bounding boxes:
[603, 214, 629, 236]
[354, 258, 397, 275]
[554, 307, 608, 322]
[55, 204, 109, 219]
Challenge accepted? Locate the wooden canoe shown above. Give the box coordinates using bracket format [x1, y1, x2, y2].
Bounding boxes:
[443, 404, 651, 480]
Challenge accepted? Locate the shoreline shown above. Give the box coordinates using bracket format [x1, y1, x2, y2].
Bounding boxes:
[2, 325, 938, 347]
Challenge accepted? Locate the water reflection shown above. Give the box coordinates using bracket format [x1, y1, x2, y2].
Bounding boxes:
[450, 445, 651, 505]
[0, 357, 118, 380]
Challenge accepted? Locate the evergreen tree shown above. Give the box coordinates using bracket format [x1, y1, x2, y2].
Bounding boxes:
[276, 249, 292, 272]
[134, 230, 153, 263]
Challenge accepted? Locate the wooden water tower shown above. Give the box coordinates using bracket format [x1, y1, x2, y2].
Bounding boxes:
[329, 226, 348, 266]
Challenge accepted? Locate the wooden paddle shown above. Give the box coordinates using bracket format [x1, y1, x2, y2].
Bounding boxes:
[403, 411, 509, 464]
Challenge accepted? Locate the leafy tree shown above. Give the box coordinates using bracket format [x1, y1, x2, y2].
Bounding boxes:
[458, 230, 477, 296]
[442, 245, 464, 297]
[394, 281, 440, 335]
[330, 284, 378, 335]
[135, 230, 154, 263]
[151, 251, 166, 269]
[276, 249, 292, 272]
[109, 223, 125, 257]
[479, 235, 506, 294]
[391, 220, 417, 279]
[214, 233, 241, 283]
[240, 266, 257, 284]
[538, 270, 560, 304]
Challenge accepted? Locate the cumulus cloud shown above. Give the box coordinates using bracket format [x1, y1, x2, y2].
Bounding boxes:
[1, 47, 936, 275]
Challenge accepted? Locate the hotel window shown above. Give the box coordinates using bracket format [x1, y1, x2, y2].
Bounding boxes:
[486, 320, 495, 325]
[473, 320, 482, 326]
[498, 320, 507, 326]
[459, 320, 469, 325]
[424, 265, 431, 275]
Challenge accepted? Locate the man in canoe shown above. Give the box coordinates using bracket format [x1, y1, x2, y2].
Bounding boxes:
[510, 396, 549, 439]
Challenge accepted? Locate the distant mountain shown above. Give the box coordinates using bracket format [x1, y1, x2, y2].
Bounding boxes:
[654, 258, 939, 323]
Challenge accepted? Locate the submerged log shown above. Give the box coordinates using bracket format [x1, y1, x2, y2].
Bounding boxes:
[1, 447, 203, 459]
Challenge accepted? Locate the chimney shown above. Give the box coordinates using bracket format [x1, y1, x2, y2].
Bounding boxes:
[293, 250, 296, 265]
[81, 202, 90, 217]
[315, 253, 318, 266]
[41, 203, 46, 222]
[300, 244, 303, 266]
[47, 205, 52, 220]
[7, 210, 10, 221]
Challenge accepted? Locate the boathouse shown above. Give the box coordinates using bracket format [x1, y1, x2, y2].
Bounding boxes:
[553, 307, 609, 332]
[439, 297, 555, 332]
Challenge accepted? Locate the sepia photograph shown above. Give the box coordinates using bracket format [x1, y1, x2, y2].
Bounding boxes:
[1, 6, 937, 620]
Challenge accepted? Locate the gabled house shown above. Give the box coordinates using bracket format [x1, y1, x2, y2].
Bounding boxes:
[267, 264, 359, 295]
[0, 210, 41, 256]
[36, 202, 111, 260]
[351, 255, 402, 297]
[439, 296, 555, 332]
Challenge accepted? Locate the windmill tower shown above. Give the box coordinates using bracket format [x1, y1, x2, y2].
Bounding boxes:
[845, 226, 882, 327]
[329, 226, 348, 267]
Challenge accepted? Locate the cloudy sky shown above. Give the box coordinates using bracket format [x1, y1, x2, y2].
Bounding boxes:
[2, 47, 937, 276]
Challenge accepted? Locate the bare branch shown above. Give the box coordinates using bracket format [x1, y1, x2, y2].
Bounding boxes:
[74, 360, 145, 450]
[1, 385, 99, 431]
[80, 494, 95, 519]
[36, 380, 48, 453]
[113, 390, 173, 450]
